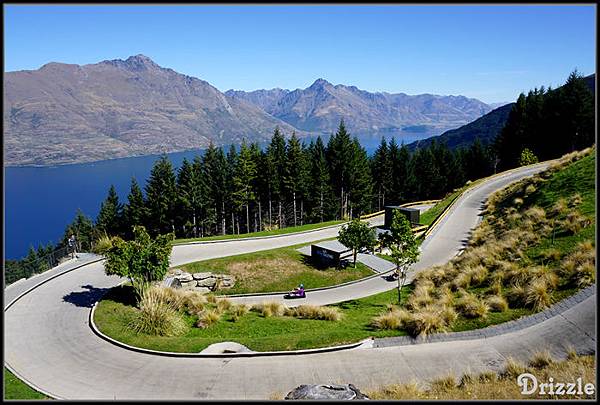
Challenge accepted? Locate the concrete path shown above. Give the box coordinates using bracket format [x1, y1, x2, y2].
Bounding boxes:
[356, 253, 396, 273]
[6, 161, 595, 400]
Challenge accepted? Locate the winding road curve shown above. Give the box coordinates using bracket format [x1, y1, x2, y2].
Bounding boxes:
[5, 161, 596, 400]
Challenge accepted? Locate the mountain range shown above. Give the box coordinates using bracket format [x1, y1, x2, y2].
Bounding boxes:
[226, 80, 491, 136]
[4, 54, 493, 166]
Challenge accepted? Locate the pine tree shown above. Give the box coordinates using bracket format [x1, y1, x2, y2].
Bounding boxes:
[284, 133, 309, 227]
[123, 177, 147, 239]
[371, 137, 390, 210]
[145, 155, 177, 235]
[62, 209, 95, 252]
[203, 143, 228, 235]
[307, 136, 336, 223]
[348, 137, 372, 217]
[232, 140, 257, 233]
[266, 127, 287, 228]
[327, 120, 354, 219]
[96, 185, 123, 237]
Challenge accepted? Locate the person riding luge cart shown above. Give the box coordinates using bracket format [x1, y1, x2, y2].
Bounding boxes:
[284, 283, 306, 299]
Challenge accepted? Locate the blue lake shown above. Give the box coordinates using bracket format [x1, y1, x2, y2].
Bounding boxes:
[4, 132, 429, 260]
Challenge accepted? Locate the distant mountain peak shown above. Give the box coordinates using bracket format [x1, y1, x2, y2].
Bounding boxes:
[310, 78, 332, 88]
[101, 54, 161, 71]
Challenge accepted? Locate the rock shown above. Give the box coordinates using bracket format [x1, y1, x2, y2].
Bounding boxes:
[197, 277, 217, 288]
[173, 269, 183, 276]
[199, 341, 254, 354]
[194, 287, 212, 294]
[163, 277, 182, 289]
[175, 272, 193, 283]
[285, 384, 369, 400]
[193, 272, 213, 280]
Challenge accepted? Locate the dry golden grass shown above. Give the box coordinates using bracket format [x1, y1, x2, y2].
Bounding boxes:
[551, 197, 569, 217]
[524, 184, 536, 195]
[366, 353, 596, 400]
[128, 286, 187, 336]
[216, 297, 232, 313]
[251, 301, 285, 318]
[404, 305, 454, 337]
[529, 350, 554, 368]
[486, 294, 509, 312]
[289, 304, 343, 321]
[525, 278, 552, 311]
[197, 309, 221, 328]
[454, 292, 489, 319]
[231, 303, 250, 321]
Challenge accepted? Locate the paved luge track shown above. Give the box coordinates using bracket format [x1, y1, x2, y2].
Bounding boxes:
[5, 161, 596, 400]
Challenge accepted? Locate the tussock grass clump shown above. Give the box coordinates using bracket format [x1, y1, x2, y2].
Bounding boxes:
[523, 206, 546, 223]
[231, 303, 249, 321]
[216, 297, 232, 313]
[430, 373, 456, 390]
[252, 301, 285, 318]
[128, 286, 187, 336]
[93, 233, 115, 254]
[512, 197, 524, 207]
[486, 295, 508, 312]
[406, 284, 434, 310]
[450, 272, 472, 291]
[197, 309, 221, 328]
[503, 265, 531, 286]
[572, 262, 595, 288]
[454, 292, 488, 319]
[529, 350, 554, 368]
[465, 265, 488, 286]
[563, 211, 589, 234]
[540, 248, 562, 262]
[501, 357, 530, 379]
[205, 294, 218, 304]
[292, 304, 342, 321]
[404, 305, 454, 337]
[551, 198, 569, 217]
[505, 284, 527, 308]
[568, 193, 583, 207]
[524, 184, 536, 195]
[525, 278, 552, 311]
[181, 291, 207, 313]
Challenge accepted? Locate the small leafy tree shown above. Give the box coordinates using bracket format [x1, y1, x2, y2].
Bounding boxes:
[519, 148, 539, 166]
[338, 218, 376, 268]
[381, 211, 420, 304]
[103, 225, 174, 302]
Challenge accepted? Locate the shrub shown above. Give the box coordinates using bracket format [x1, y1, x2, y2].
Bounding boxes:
[529, 351, 554, 368]
[486, 295, 508, 312]
[128, 286, 187, 336]
[454, 292, 488, 319]
[525, 278, 552, 311]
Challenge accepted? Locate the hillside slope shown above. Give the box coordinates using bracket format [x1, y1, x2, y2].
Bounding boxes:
[3, 55, 305, 166]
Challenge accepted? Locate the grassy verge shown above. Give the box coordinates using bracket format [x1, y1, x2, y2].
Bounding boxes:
[4, 368, 49, 400]
[178, 243, 374, 295]
[420, 188, 464, 226]
[365, 352, 596, 400]
[174, 220, 345, 244]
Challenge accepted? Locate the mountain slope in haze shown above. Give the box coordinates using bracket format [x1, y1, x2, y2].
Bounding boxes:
[406, 102, 514, 151]
[4, 55, 305, 166]
[407, 73, 595, 152]
[226, 79, 492, 136]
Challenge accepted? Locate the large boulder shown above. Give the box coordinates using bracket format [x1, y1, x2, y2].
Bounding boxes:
[197, 277, 217, 288]
[175, 272, 194, 283]
[162, 277, 182, 289]
[285, 384, 369, 400]
[193, 272, 213, 280]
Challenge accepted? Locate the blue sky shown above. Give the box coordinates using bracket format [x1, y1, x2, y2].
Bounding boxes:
[3, 4, 596, 103]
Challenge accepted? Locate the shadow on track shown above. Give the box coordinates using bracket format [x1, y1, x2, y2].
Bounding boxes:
[62, 284, 112, 308]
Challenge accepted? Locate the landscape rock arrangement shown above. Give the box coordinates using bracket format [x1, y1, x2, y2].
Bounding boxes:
[163, 269, 235, 293]
[285, 384, 369, 400]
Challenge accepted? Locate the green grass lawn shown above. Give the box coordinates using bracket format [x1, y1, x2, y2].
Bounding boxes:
[174, 220, 345, 244]
[179, 242, 374, 295]
[4, 368, 48, 400]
